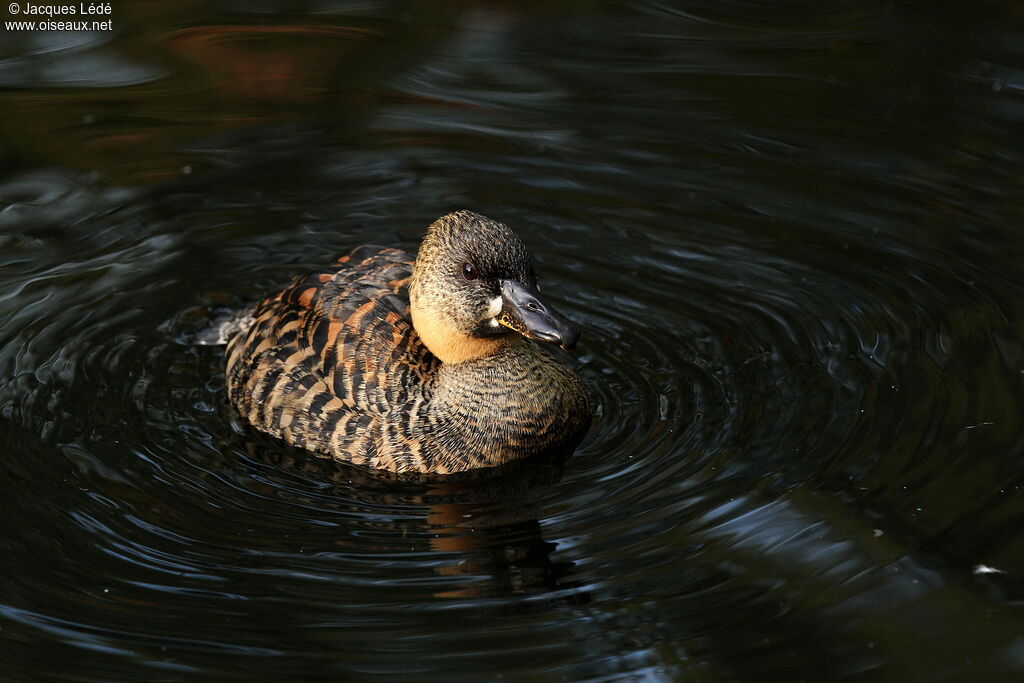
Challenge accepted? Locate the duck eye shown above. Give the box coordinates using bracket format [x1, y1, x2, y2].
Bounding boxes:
[462, 262, 478, 281]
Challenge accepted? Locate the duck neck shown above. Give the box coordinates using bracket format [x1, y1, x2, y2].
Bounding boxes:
[410, 306, 515, 365]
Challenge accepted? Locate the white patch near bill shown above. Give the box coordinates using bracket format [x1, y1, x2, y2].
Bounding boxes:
[489, 318, 499, 327]
[486, 296, 503, 317]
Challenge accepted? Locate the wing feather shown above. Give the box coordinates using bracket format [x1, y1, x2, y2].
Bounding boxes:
[226, 246, 439, 465]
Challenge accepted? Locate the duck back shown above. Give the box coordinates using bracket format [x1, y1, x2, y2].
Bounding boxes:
[226, 246, 439, 469]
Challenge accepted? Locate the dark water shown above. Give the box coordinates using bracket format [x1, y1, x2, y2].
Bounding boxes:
[2, 1, 1024, 680]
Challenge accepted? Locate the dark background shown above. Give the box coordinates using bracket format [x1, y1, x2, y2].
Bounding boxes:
[1, 1, 1023, 680]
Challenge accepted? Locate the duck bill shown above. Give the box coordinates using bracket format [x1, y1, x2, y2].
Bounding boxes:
[498, 280, 580, 350]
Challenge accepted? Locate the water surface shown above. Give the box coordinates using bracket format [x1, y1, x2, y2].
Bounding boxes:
[2, 1, 1024, 680]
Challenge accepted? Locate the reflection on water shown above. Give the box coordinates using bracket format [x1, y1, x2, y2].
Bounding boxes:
[2, 1, 1024, 680]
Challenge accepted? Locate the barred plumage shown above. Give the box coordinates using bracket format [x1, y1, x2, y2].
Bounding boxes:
[226, 212, 590, 474]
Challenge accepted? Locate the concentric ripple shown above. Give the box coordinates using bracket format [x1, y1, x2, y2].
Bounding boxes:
[4, 2, 1024, 680]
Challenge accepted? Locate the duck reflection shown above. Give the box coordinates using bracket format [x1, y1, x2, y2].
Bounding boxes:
[238, 438, 588, 606]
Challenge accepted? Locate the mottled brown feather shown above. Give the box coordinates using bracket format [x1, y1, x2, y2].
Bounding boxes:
[226, 216, 590, 474]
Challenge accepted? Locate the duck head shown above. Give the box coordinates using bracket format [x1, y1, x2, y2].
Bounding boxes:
[409, 211, 580, 365]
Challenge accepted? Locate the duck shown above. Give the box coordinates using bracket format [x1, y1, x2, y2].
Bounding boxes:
[225, 210, 591, 474]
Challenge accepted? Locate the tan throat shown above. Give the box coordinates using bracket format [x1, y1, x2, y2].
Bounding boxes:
[410, 306, 508, 365]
